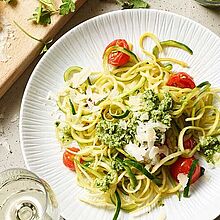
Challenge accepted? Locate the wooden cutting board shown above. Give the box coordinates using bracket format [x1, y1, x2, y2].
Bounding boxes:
[0, 0, 87, 98]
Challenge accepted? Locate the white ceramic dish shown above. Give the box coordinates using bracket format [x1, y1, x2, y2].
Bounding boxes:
[20, 9, 220, 220]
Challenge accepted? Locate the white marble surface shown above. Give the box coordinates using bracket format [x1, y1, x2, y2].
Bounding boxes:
[0, 0, 220, 219]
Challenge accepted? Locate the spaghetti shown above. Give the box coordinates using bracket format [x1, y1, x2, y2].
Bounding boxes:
[55, 33, 220, 219]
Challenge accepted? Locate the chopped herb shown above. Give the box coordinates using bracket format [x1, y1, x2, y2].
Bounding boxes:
[59, 0, 75, 15]
[116, 0, 149, 9]
[183, 159, 199, 197]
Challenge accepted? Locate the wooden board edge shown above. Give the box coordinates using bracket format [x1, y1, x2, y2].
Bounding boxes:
[0, 0, 87, 99]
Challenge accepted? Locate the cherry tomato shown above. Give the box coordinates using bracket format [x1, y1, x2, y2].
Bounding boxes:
[184, 137, 197, 150]
[167, 72, 196, 89]
[105, 39, 130, 67]
[63, 147, 80, 170]
[170, 157, 201, 184]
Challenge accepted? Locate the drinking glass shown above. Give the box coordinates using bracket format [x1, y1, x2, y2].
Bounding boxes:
[0, 168, 60, 220]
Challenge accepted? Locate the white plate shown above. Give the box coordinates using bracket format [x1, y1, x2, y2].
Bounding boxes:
[20, 9, 220, 220]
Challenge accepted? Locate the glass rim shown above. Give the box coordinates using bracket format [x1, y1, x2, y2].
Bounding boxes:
[0, 168, 49, 217]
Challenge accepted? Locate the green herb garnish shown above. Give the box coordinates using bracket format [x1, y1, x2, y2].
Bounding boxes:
[30, 0, 57, 26]
[59, 0, 75, 15]
[30, 4, 52, 25]
[116, 0, 149, 9]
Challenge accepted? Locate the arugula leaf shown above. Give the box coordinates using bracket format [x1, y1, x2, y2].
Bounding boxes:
[116, 0, 149, 9]
[59, 0, 75, 15]
[31, 5, 52, 25]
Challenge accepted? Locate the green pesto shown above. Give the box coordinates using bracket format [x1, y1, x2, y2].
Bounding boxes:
[142, 89, 173, 126]
[96, 90, 172, 149]
[96, 118, 137, 148]
[199, 136, 220, 164]
[159, 92, 173, 111]
[57, 123, 73, 144]
[143, 89, 160, 111]
[94, 170, 118, 192]
[111, 159, 124, 171]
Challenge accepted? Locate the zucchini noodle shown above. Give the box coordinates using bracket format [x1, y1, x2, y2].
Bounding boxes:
[55, 32, 220, 219]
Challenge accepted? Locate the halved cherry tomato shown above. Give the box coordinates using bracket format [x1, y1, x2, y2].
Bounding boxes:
[184, 137, 197, 150]
[105, 39, 130, 67]
[170, 157, 201, 184]
[63, 147, 80, 170]
[167, 72, 196, 89]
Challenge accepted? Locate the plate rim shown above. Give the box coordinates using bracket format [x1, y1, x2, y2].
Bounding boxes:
[19, 8, 220, 220]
